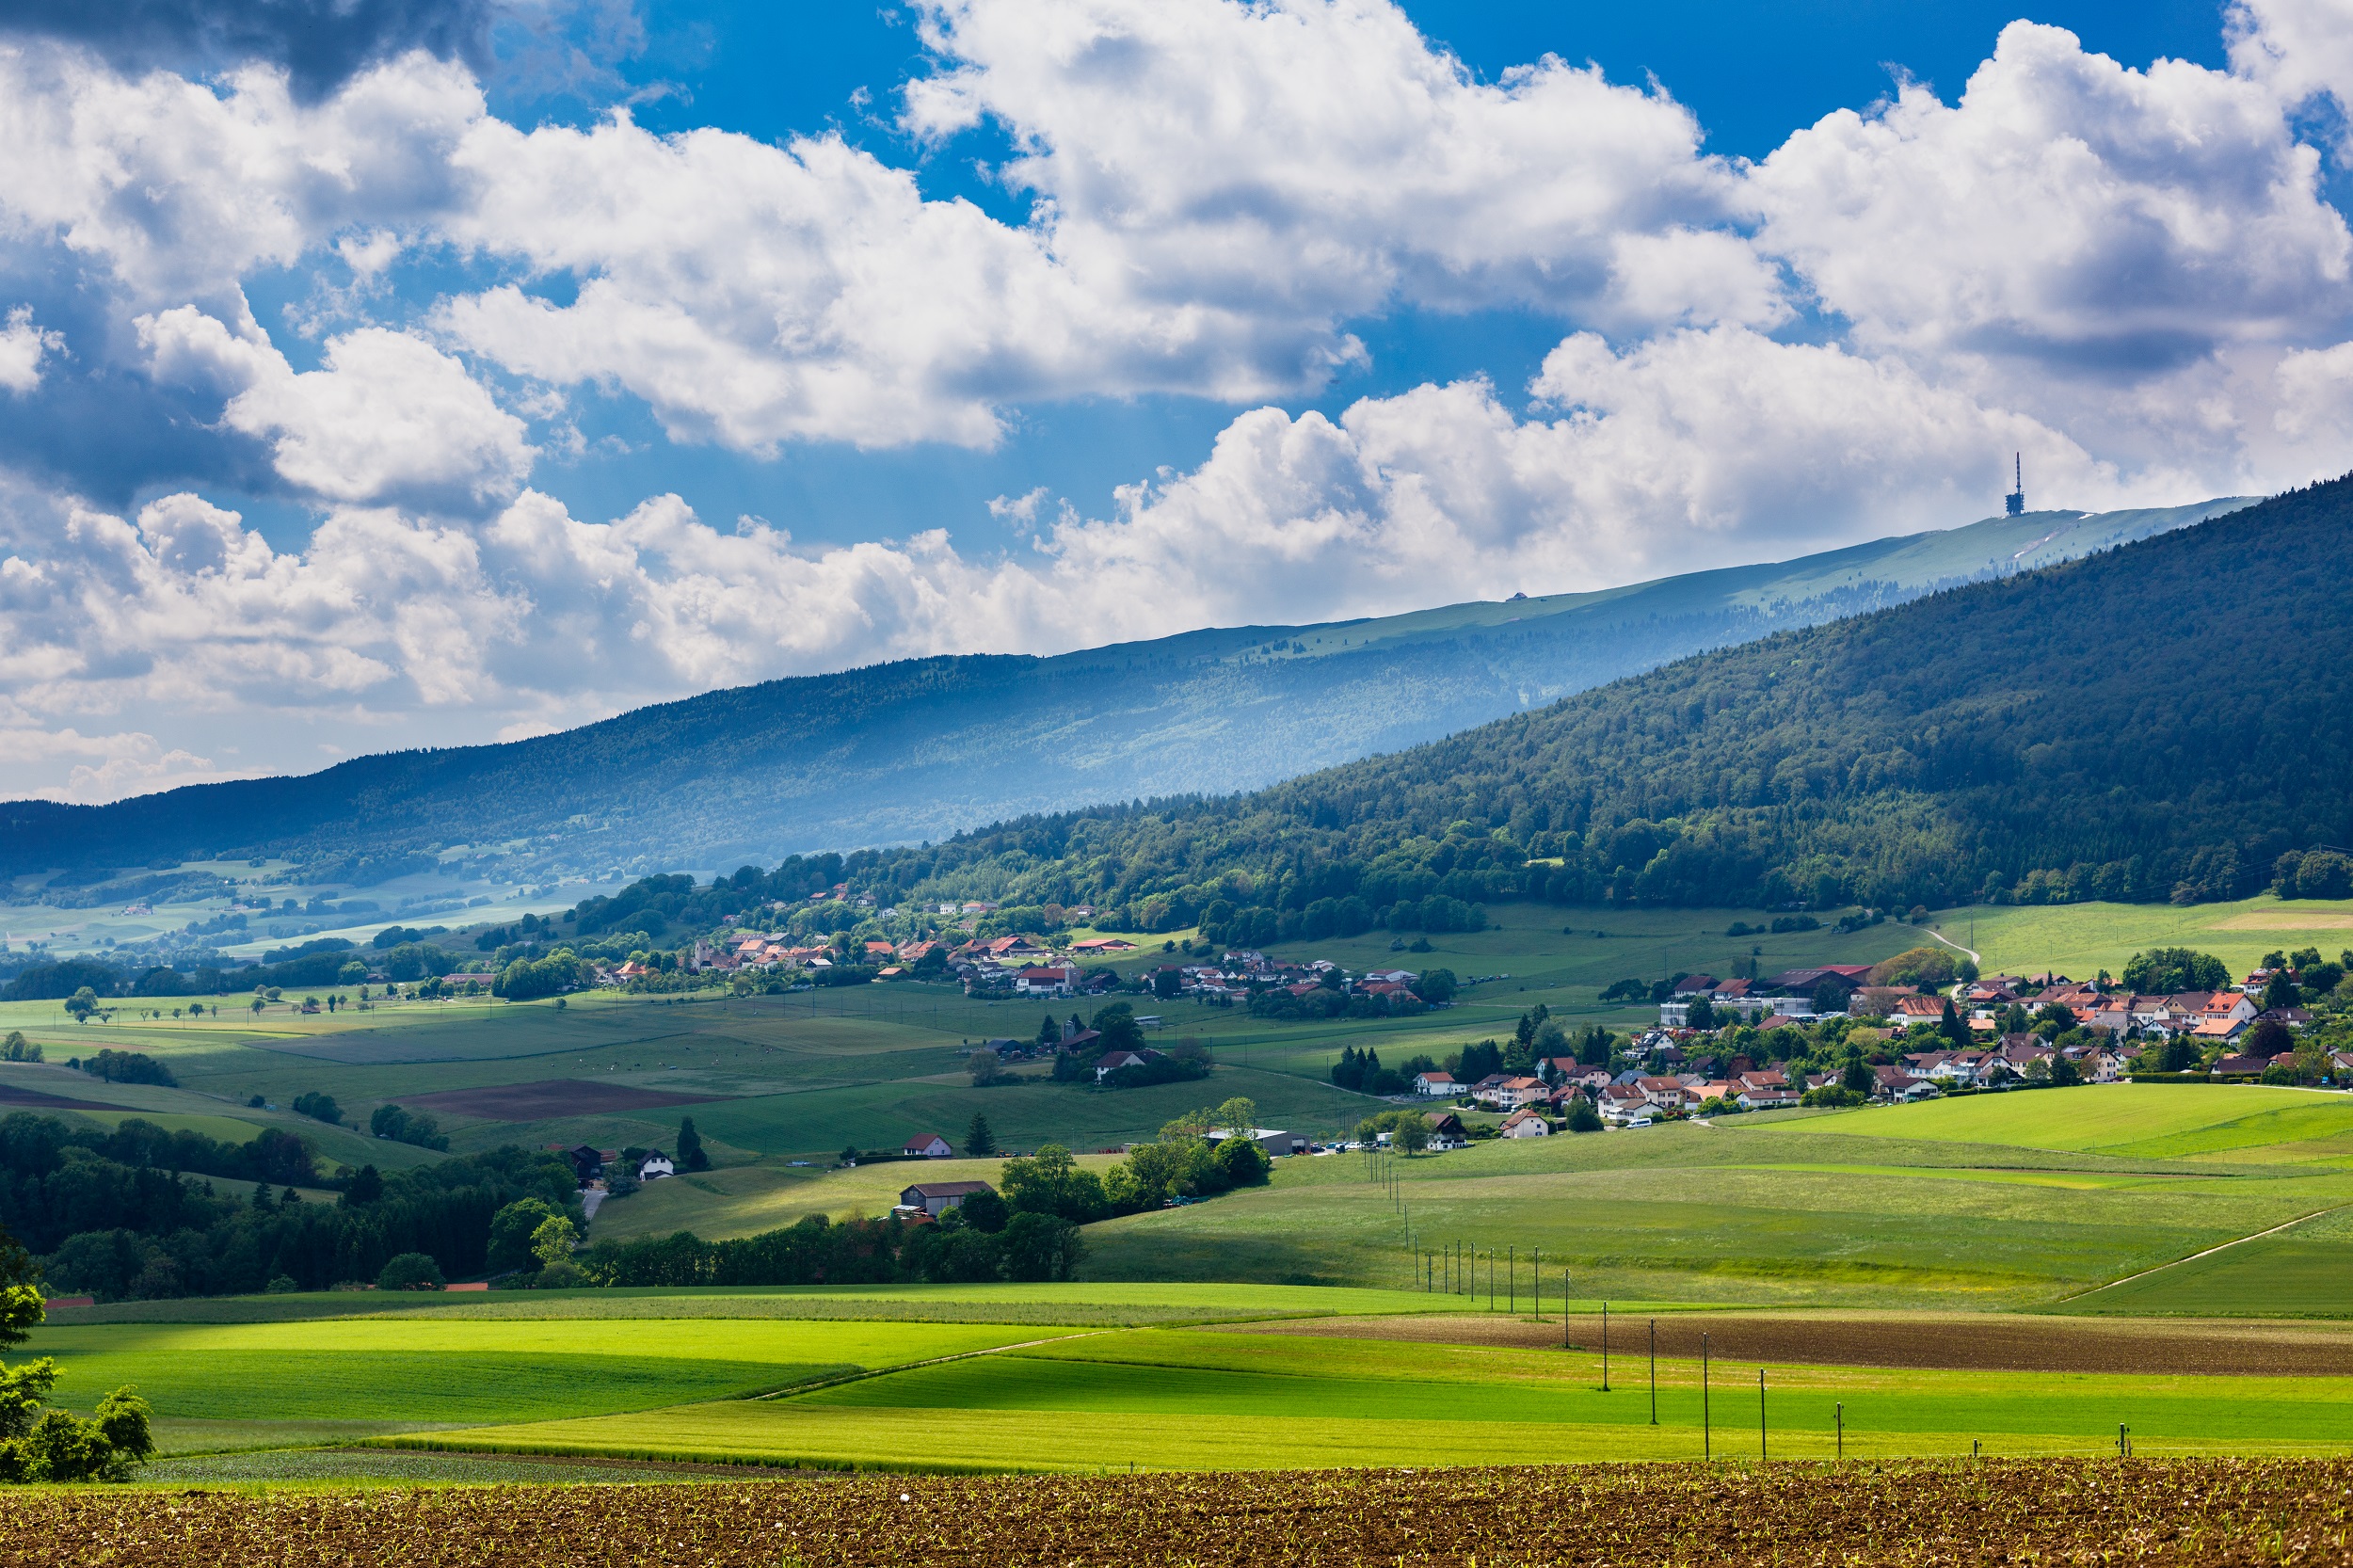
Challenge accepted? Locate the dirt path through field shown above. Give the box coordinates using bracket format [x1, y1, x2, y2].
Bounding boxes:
[1220, 1310, 2353, 1375]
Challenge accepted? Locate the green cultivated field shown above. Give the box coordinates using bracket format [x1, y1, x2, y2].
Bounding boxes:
[412, 1322, 2353, 1472]
[26, 1314, 1083, 1455]
[1072, 1086, 2353, 1304]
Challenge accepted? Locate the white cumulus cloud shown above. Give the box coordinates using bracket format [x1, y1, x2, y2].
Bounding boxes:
[0, 307, 62, 392]
[140, 306, 533, 507]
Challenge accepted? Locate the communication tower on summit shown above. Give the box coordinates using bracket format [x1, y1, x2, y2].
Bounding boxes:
[2005, 453, 2025, 516]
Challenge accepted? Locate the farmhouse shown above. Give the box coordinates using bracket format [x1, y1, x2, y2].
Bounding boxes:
[1014, 966, 1079, 996]
[1096, 1049, 1154, 1080]
[902, 1133, 953, 1159]
[899, 1179, 994, 1216]
[1498, 1108, 1551, 1138]
[1413, 1069, 1459, 1096]
[637, 1151, 675, 1180]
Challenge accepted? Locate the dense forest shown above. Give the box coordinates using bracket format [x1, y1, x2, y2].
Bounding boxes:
[786, 475, 2352, 923]
[0, 501, 2234, 884]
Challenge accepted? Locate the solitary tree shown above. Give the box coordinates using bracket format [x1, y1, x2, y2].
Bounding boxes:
[677, 1116, 709, 1171]
[529, 1216, 580, 1268]
[965, 1112, 998, 1158]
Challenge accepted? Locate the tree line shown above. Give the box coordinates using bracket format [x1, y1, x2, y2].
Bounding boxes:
[0, 1113, 583, 1302]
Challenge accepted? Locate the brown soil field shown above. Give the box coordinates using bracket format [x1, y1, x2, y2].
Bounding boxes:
[11, 1459, 2350, 1567]
[1228, 1310, 2353, 1374]
[0, 1081, 127, 1111]
[401, 1080, 728, 1120]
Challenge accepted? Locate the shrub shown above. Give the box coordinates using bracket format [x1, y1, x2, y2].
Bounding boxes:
[291, 1092, 342, 1126]
[1866, 947, 1958, 988]
[376, 1252, 445, 1291]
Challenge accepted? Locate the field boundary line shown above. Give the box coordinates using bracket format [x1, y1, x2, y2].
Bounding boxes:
[2056, 1203, 2350, 1304]
[750, 1329, 1116, 1401]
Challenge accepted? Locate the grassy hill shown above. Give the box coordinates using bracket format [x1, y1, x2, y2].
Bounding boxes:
[0, 498, 2240, 888]
[1076, 1084, 2353, 1311]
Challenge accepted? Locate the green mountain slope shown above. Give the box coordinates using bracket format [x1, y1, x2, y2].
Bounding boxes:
[847, 479, 2349, 922]
[0, 497, 2247, 886]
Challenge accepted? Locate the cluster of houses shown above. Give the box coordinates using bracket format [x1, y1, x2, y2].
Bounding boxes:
[1662, 964, 2310, 1043]
[1396, 1031, 2132, 1131]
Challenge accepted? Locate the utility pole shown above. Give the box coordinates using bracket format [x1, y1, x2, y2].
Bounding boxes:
[1649, 1320, 1657, 1425]
[1601, 1302, 1609, 1391]
[1702, 1333, 1711, 1461]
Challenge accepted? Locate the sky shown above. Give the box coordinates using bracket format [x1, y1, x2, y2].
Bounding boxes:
[2, 0, 2351, 803]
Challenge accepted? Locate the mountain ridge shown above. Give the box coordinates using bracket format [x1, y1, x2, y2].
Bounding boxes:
[842, 475, 2349, 926]
[0, 495, 2250, 887]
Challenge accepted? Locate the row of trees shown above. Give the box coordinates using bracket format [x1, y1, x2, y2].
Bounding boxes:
[1, 1113, 584, 1302]
[577, 1204, 1086, 1288]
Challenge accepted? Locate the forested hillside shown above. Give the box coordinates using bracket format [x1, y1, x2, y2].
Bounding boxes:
[827, 476, 2352, 927]
[0, 500, 2236, 886]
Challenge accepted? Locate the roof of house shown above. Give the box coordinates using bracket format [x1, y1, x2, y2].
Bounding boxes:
[901, 1180, 995, 1198]
[903, 1133, 951, 1149]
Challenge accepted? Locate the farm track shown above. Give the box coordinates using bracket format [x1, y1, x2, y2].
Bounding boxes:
[1225, 1311, 2353, 1374]
[11, 1460, 2353, 1566]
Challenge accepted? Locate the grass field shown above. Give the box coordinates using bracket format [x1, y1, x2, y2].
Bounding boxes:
[416, 1321, 2353, 1471]
[1069, 1086, 2353, 1304]
[33, 1268, 2353, 1479]
[26, 1315, 1083, 1446]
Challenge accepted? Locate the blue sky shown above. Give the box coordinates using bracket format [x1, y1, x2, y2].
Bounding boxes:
[474, 0, 2244, 554]
[0, 0, 2348, 801]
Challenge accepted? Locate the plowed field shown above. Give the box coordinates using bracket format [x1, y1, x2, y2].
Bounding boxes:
[1228, 1310, 2353, 1373]
[11, 1459, 2350, 1567]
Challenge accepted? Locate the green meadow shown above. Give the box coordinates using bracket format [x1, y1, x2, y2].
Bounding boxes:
[406, 1323, 2353, 1473]
[1059, 1085, 2353, 1305]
